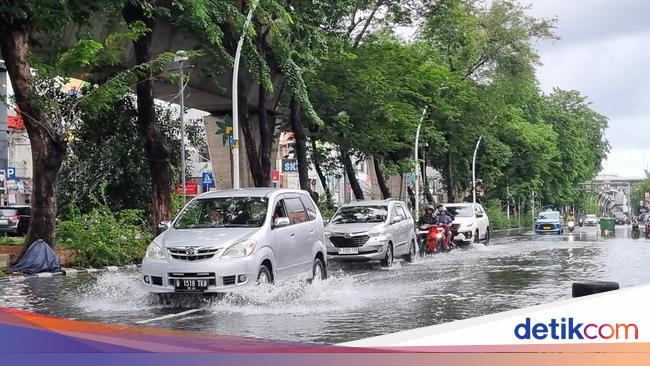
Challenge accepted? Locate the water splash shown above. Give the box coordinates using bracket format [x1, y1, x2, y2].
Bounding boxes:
[76, 271, 155, 312]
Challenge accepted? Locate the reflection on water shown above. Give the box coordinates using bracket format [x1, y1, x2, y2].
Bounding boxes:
[2, 226, 650, 343]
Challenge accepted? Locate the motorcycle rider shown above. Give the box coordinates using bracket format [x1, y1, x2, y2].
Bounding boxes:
[418, 205, 437, 226]
[566, 211, 576, 222]
[435, 206, 455, 247]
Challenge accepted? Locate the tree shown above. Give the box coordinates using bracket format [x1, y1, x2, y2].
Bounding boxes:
[0, 0, 177, 248]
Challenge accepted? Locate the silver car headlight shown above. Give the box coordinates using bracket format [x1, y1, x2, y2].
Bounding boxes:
[221, 240, 257, 259]
[145, 241, 165, 260]
[368, 230, 385, 237]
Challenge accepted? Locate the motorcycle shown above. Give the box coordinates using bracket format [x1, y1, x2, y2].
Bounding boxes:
[427, 223, 452, 253]
[578, 218, 584, 228]
[567, 220, 576, 233]
[417, 224, 432, 257]
[645, 221, 650, 240]
[631, 221, 640, 239]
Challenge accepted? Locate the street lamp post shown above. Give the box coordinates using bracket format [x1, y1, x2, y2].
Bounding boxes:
[232, 0, 259, 189]
[174, 51, 189, 202]
[414, 106, 428, 220]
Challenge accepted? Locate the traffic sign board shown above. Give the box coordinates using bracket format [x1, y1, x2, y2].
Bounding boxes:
[7, 167, 15, 180]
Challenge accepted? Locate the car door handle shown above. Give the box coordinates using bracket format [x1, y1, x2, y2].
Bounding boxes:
[290, 233, 296, 238]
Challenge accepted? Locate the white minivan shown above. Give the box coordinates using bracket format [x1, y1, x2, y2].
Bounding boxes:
[141, 188, 327, 293]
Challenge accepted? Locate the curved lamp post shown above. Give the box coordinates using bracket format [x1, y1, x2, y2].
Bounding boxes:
[232, 0, 259, 189]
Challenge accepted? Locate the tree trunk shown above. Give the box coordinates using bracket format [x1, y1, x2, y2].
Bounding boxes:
[256, 30, 274, 187]
[445, 151, 455, 203]
[123, 3, 172, 230]
[289, 95, 311, 193]
[343, 154, 364, 200]
[310, 138, 332, 204]
[0, 23, 66, 250]
[238, 81, 264, 186]
[373, 156, 391, 199]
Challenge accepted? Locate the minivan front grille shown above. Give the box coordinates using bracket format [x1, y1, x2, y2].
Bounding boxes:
[168, 247, 219, 261]
[329, 235, 370, 247]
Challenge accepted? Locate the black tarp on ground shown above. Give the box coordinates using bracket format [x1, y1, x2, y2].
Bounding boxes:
[9, 240, 61, 274]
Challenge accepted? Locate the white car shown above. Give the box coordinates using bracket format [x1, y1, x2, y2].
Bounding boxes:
[584, 214, 599, 226]
[141, 188, 327, 294]
[325, 200, 416, 267]
[443, 203, 490, 245]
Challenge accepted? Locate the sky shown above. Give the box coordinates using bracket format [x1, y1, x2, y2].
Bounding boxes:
[525, 0, 650, 178]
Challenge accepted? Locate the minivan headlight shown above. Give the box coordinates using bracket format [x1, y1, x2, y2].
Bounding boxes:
[145, 241, 165, 260]
[221, 240, 257, 259]
[368, 230, 385, 237]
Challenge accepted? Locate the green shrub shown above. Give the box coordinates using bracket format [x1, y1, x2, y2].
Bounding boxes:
[56, 203, 152, 267]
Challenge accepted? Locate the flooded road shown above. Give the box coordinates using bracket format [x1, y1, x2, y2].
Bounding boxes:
[2, 226, 649, 344]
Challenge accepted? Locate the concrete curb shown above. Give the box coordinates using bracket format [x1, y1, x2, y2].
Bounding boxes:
[0, 264, 141, 283]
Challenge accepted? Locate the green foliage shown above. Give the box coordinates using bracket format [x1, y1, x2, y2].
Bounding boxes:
[631, 172, 650, 214]
[0, 235, 24, 246]
[57, 97, 203, 221]
[56, 203, 152, 267]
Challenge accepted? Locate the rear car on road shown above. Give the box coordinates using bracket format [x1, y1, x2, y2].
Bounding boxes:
[584, 214, 599, 226]
[0, 205, 31, 236]
[443, 203, 490, 245]
[325, 200, 416, 267]
[141, 188, 327, 293]
[534, 210, 564, 234]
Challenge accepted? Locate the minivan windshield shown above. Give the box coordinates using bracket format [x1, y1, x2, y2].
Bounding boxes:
[331, 205, 388, 224]
[445, 206, 474, 217]
[174, 197, 269, 229]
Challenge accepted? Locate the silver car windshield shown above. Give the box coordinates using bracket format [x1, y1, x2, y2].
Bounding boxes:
[174, 197, 269, 229]
[331, 205, 388, 224]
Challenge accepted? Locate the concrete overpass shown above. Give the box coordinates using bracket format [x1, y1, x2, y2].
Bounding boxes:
[580, 174, 645, 215]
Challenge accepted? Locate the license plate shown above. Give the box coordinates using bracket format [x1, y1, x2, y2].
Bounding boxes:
[543, 225, 552, 230]
[174, 279, 208, 292]
[338, 247, 359, 255]
[0, 219, 7, 225]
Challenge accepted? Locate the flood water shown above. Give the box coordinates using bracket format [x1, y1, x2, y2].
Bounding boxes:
[1, 226, 649, 344]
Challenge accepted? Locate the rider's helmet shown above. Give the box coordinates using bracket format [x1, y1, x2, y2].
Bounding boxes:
[439, 206, 447, 214]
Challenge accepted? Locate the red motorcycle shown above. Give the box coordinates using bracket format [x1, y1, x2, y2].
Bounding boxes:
[426, 223, 452, 253]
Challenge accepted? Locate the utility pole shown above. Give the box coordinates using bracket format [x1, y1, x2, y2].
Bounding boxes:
[174, 51, 189, 202]
[531, 190, 535, 226]
[472, 135, 483, 204]
[0, 60, 8, 206]
[231, 0, 259, 189]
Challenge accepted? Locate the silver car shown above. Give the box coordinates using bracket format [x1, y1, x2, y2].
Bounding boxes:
[324, 200, 416, 267]
[141, 188, 327, 293]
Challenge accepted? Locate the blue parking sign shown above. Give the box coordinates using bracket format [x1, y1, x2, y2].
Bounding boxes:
[7, 167, 15, 180]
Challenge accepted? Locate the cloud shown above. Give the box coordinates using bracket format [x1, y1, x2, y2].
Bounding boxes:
[528, 0, 650, 177]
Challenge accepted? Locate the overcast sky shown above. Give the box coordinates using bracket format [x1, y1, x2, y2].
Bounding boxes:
[526, 0, 650, 178]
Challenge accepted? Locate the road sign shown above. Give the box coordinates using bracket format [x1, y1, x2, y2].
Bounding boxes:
[176, 182, 198, 196]
[201, 170, 215, 191]
[282, 159, 298, 173]
[7, 167, 15, 180]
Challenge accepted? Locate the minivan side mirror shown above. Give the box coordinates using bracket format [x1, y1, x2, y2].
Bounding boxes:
[273, 217, 291, 228]
[476, 212, 484, 218]
[390, 215, 403, 224]
[157, 220, 172, 234]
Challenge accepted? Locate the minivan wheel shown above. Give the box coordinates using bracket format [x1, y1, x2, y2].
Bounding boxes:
[484, 228, 490, 245]
[380, 244, 393, 268]
[474, 230, 479, 244]
[404, 240, 416, 263]
[256, 265, 272, 285]
[312, 257, 326, 282]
